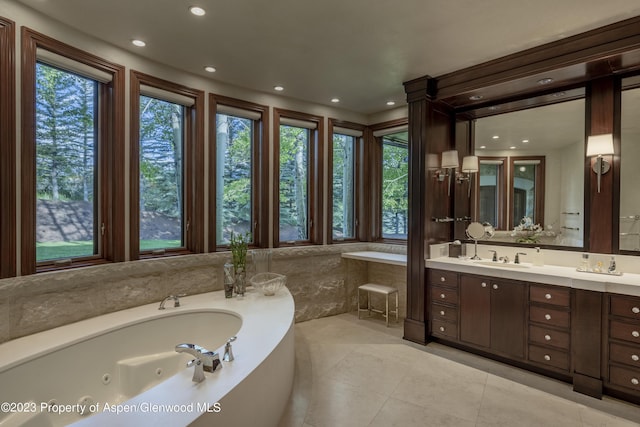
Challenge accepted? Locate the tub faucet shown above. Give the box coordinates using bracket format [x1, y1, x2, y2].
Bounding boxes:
[224, 336, 237, 362]
[175, 343, 222, 383]
[159, 294, 185, 310]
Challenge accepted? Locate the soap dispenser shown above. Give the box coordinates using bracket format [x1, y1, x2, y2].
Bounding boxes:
[533, 247, 544, 266]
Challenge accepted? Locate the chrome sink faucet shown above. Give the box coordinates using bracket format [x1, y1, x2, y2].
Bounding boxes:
[159, 294, 185, 310]
[175, 343, 222, 383]
[515, 252, 527, 264]
[488, 250, 498, 262]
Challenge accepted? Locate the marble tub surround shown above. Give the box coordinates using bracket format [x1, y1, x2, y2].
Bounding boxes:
[0, 242, 405, 344]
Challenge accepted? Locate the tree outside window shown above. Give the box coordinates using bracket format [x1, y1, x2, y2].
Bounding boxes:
[382, 134, 408, 239]
[279, 125, 309, 242]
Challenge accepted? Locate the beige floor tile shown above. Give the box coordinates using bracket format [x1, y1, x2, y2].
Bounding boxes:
[304, 377, 388, 427]
[580, 406, 640, 427]
[369, 397, 475, 427]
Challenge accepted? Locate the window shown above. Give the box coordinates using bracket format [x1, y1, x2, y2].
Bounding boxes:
[35, 62, 98, 261]
[329, 120, 364, 242]
[381, 131, 409, 239]
[477, 158, 506, 228]
[0, 17, 15, 278]
[509, 157, 545, 228]
[274, 109, 323, 246]
[130, 71, 204, 259]
[21, 28, 125, 275]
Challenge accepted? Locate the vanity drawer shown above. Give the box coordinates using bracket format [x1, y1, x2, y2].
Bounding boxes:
[610, 342, 640, 368]
[609, 365, 640, 392]
[529, 344, 569, 371]
[431, 304, 457, 323]
[431, 319, 457, 339]
[529, 285, 570, 307]
[610, 320, 640, 345]
[610, 295, 640, 321]
[428, 269, 458, 288]
[529, 305, 570, 329]
[529, 325, 570, 349]
[431, 286, 458, 306]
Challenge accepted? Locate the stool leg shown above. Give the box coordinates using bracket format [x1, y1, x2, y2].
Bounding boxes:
[395, 292, 399, 322]
[358, 288, 361, 319]
[385, 294, 389, 327]
[367, 291, 371, 317]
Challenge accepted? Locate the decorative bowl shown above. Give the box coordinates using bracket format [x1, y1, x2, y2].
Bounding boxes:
[249, 272, 287, 296]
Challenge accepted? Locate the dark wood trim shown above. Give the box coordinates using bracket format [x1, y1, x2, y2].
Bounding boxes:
[21, 27, 125, 275]
[272, 108, 324, 247]
[0, 17, 15, 278]
[508, 156, 545, 229]
[208, 94, 269, 251]
[571, 289, 603, 398]
[587, 77, 615, 254]
[327, 119, 366, 244]
[129, 70, 204, 260]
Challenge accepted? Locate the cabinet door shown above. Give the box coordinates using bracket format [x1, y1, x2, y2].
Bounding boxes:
[460, 275, 491, 348]
[491, 280, 526, 358]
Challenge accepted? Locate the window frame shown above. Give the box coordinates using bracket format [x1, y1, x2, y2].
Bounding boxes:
[273, 108, 324, 247]
[209, 94, 269, 251]
[508, 156, 545, 230]
[21, 27, 125, 275]
[129, 70, 204, 260]
[370, 118, 409, 243]
[0, 17, 15, 278]
[328, 119, 365, 244]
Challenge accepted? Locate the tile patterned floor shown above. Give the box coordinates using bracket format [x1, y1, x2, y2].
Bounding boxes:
[279, 313, 640, 427]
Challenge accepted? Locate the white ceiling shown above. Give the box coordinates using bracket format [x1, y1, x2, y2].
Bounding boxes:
[13, 0, 640, 115]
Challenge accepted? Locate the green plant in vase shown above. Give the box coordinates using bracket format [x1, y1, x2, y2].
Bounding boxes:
[229, 232, 250, 295]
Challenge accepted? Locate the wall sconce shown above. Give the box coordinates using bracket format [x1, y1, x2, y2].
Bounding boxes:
[441, 150, 459, 196]
[586, 133, 614, 193]
[427, 153, 443, 181]
[456, 155, 479, 197]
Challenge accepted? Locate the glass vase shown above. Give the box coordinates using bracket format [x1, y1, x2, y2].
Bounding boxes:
[234, 268, 246, 296]
[223, 263, 234, 298]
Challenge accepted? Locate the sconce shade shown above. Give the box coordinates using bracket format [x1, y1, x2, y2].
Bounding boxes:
[427, 153, 439, 170]
[441, 150, 459, 168]
[461, 155, 479, 173]
[586, 134, 614, 156]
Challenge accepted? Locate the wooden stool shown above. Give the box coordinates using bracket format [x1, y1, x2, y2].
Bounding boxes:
[358, 283, 399, 327]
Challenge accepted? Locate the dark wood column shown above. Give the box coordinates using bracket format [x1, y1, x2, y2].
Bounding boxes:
[572, 289, 603, 398]
[403, 77, 454, 344]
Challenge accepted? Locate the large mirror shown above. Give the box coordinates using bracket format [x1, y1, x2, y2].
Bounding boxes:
[471, 94, 585, 247]
[621, 75, 640, 252]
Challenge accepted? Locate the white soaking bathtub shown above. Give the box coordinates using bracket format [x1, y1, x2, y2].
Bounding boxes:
[0, 289, 295, 427]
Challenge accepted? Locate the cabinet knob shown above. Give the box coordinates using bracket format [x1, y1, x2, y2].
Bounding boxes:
[633, 307, 640, 314]
[632, 378, 639, 386]
[633, 331, 640, 338]
[544, 334, 551, 341]
[545, 293, 552, 300]
[439, 326, 445, 332]
[481, 282, 487, 288]
[492, 284, 499, 290]
[440, 310, 445, 316]
[440, 293, 446, 299]
[544, 314, 551, 320]
[544, 354, 551, 361]
[440, 276, 446, 282]
[632, 354, 639, 362]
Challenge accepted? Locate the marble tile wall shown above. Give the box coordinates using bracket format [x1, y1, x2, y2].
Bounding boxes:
[0, 243, 406, 344]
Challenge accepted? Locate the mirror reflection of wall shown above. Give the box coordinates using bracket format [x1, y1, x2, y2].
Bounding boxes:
[620, 76, 640, 252]
[473, 96, 585, 247]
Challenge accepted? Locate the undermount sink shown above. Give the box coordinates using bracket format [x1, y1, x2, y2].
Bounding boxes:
[474, 261, 531, 269]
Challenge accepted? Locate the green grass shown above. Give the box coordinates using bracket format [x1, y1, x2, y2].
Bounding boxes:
[36, 240, 181, 261]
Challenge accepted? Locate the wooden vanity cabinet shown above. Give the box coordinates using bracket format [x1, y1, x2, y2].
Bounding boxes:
[459, 274, 526, 359]
[606, 294, 640, 400]
[428, 269, 459, 340]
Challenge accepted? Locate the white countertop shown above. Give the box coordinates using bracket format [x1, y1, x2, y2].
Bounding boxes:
[426, 256, 640, 297]
[341, 251, 407, 266]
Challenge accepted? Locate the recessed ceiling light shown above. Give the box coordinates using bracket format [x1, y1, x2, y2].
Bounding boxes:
[131, 39, 146, 47]
[469, 95, 483, 101]
[522, 139, 529, 143]
[488, 106, 499, 111]
[537, 77, 554, 85]
[479, 145, 486, 149]
[204, 66, 216, 73]
[551, 91, 566, 97]
[274, 85, 284, 92]
[492, 135, 499, 140]
[189, 6, 206, 16]
[386, 101, 396, 106]
[510, 146, 517, 149]
[331, 98, 340, 103]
